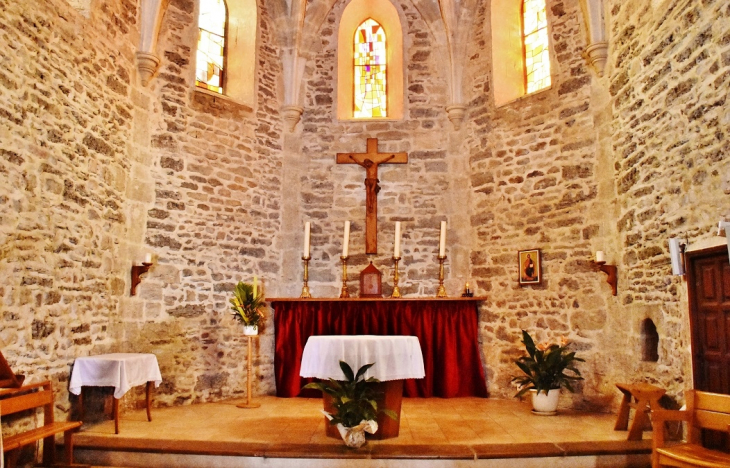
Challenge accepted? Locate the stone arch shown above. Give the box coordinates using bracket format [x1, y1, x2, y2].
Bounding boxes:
[336, 0, 404, 120]
[194, 0, 258, 106]
[489, 0, 553, 106]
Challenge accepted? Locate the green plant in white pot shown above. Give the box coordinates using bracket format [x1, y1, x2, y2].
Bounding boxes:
[512, 330, 584, 414]
[303, 361, 397, 448]
[230, 281, 265, 335]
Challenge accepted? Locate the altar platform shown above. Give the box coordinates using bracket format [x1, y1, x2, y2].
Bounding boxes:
[73, 396, 652, 467]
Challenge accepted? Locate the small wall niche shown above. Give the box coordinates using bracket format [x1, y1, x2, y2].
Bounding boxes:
[641, 318, 659, 362]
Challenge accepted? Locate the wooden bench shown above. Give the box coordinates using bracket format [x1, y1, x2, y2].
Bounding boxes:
[1, 380, 83, 468]
[652, 389, 730, 468]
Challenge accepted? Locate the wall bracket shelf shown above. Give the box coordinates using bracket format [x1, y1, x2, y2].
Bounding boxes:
[593, 261, 618, 296]
[131, 263, 153, 296]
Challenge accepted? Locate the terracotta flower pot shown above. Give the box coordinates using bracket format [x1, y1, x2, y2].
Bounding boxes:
[530, 388, 560, 414]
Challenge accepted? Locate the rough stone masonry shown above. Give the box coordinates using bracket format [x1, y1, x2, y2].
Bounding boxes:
[0, 0, 728, 432]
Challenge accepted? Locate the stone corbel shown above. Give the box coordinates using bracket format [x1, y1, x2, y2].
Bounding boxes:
[280, 44, 307, 131]
[579, 0, 608, 77]
[281, 105, 304, 132]
[136, 52, 161, 86]
[274, 0, 309, 132]
[438, 0, 476, 130]
[137, 0, 168, 86]
[446, 104, 467, 130]
[583, 42, 608, 78]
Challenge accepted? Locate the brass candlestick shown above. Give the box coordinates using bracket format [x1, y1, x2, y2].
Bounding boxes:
[391, 256, 402, 298]
[339, 256, 350, 298]
[436, 255, 447, 298]
[300, 256, 312, 298]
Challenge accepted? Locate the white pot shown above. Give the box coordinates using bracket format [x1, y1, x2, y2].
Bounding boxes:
[530, 388, 560, 414]
[243, 325, 258, 336]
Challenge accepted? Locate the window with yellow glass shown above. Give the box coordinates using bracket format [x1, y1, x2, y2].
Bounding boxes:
[353, 19, 387, 118]
[522, 0, 551, 94]
[196, 0, 227, 94]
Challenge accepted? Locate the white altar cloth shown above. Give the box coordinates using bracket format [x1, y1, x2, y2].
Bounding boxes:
[299, 335, 425, 381]
[69, 353, 162, 399]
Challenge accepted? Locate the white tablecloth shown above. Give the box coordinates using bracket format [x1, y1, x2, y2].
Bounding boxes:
[69, 353, 162, 399]
[299, 335, 425, 381]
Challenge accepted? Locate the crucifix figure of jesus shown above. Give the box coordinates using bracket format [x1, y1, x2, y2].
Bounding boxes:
[337, 138, 408, 254]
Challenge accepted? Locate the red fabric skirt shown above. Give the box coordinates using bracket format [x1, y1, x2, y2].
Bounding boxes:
[272, 300, 488, 398]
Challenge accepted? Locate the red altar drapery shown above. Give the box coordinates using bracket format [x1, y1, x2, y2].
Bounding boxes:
[272, 299, 488, 398]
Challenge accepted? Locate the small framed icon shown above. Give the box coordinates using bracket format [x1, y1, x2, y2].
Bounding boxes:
[359, 262, 382, 298]
[518, 249, 541, 285]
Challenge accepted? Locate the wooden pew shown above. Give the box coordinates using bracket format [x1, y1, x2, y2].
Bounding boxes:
[652, 389, 730, 468]
[1, 380, 83, 467]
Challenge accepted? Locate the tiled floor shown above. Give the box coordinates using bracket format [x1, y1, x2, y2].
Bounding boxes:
[74, 396, 653, 467]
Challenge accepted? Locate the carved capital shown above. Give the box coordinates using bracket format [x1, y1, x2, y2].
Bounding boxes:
[281, 105, 303, 132]
[136, 51, 160, 87]
[584, 41, 608, 78]
[446, 104, 467, 130]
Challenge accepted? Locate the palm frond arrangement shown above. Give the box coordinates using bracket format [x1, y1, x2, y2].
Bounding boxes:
[230, 281, 265, 327]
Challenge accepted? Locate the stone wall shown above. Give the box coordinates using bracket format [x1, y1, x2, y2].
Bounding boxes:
[463, 0, 621, 409]
[462, 0, 730, 409]
[1, 0, 728, 427]
[125, 0, 284, 405]
[289, 0, 473, 302]
[0, 0, 139, 419]
[0, 0, 284, 421]
[607, 0, 730, 398]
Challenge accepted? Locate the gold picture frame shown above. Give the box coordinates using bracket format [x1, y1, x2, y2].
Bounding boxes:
[518, 249, 541, 285]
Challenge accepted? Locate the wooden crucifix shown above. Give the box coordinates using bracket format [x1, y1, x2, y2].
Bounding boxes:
[337, 138, 408, 254]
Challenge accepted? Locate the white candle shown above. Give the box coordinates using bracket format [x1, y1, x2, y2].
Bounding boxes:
[342, 221, 350, 257]
[303, 222, 311, 258]
[394, 222, 401, 257]
[439, 221, 446, 257]
[144, 253, 152, 263]
[253, 276, 258, 298]
[595, 251, 606, 263]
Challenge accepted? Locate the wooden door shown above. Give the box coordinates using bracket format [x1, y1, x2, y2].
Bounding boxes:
[688, 246, 730, 394]
[687, 245, 730, 450]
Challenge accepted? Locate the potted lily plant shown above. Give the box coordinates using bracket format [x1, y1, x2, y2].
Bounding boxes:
[303, 361, 397, 448]
[230, 280, 265, 335]
[512, 329, 584, 414]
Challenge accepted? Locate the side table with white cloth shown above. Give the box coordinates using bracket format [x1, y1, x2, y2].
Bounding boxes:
[69, 353, 162, 434]
[300, 335, 425, 439]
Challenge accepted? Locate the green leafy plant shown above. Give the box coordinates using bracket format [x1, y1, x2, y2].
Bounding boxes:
[303, 361, 398, 428]
[512, 329, 584, 397]
[230, 281, 265, 327]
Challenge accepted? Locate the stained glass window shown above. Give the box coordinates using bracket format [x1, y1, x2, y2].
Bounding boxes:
[523, 0, 551, 94]
[354, 19, 387, 118]
[196, 0, 227, 94]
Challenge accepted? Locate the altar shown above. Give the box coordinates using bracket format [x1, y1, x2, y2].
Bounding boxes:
[301, 335, 425, 438]
[271, 298, 488, 398]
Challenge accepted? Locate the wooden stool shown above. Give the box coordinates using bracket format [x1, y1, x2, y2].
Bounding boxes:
[614, 383, 665, 441]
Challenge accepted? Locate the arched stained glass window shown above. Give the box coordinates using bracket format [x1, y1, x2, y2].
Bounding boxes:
[196, 0, 227, 94]
[353, 19, 387, 118]
[522, 0, 551, 94]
